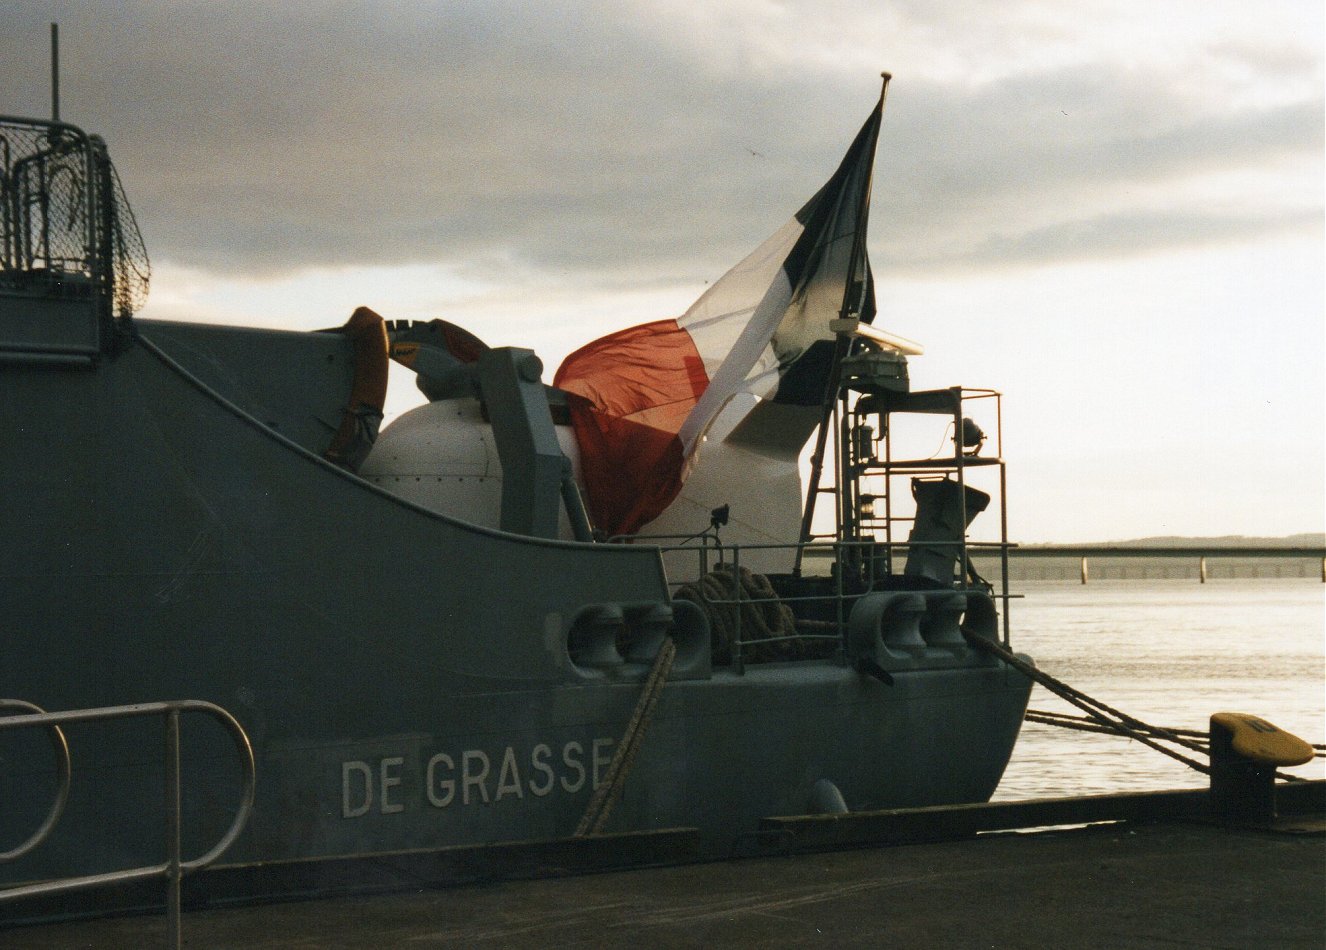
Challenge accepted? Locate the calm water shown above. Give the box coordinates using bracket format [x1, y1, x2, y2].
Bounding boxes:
[993, 578, 1325, 800]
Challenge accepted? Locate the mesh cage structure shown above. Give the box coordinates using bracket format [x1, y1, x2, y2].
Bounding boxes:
[105, 151, 150, 318]
[0, 117, 150, 319]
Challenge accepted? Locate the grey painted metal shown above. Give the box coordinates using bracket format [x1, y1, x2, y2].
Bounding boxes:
[1, 111, 1033, 910]
[475, 347, 570, 539]
[559, 473, 595, 542]
[133, 320, 357, 456]
[1, 320, 1031, 877]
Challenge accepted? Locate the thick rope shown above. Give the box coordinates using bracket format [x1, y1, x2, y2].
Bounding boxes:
[970, 632, 1324, 781]
[1025, 708, 1324, 781]
[1027, 709, 1211, 743]
[575, 637, 677, 837]
[963, 630, 1214, 775]
[1029, 708, 1326, 756]
[674, 564, 798, 663]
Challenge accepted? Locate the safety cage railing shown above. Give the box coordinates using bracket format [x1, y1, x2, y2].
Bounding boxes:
[819, 385, 1010, 599]
[0, 115, 149, 320]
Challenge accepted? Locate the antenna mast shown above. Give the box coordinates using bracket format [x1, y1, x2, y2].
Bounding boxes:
[50, 22, 60, 121]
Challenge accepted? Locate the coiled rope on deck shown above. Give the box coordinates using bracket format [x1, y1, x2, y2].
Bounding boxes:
[575, 636, 677, 837]
[674, 564, 798, 663]
[964, 631, 1324, 780]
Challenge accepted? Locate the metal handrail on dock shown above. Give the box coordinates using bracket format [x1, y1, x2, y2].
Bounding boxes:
[1000, 545, 1326, 583]
[0, 699, 256, 949]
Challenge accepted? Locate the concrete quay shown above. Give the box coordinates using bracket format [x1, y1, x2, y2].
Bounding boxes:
[9, 817, 1324, 949]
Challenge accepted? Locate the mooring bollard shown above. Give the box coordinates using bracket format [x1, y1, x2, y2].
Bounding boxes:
[1208, 712, 1314, 824]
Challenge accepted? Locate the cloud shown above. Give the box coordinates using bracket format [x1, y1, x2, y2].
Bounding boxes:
[2, 0, 1320, 286]
[944, 208, 1322, 270]
[873, 74, 1323, 270]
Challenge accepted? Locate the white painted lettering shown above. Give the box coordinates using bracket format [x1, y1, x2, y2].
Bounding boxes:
[462, 749, 491, 805]
[560, 741, 586, 793]
[592, 738, 615, 790]
[495, 746, 524, 801]
[426, 752, 456, 808]
[528, 743, 554, 797]
[348, 738, 617, 812]
[380, 756, 405, 814]
[341, 761, 373, 818]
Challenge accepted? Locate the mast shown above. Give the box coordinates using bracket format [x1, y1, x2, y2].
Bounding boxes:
[50, 23, 60, 122]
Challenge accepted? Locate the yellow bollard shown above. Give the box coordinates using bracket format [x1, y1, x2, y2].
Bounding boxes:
[1208, 712, 1314, 824]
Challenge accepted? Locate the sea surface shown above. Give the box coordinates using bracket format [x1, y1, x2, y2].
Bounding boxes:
[992, 578, 1325, 800]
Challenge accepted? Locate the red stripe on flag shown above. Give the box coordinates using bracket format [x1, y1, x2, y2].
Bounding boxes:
[554, 319, 708, 536]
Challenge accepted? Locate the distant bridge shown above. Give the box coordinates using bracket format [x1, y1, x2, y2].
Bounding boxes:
[995, 545, 1326, 583]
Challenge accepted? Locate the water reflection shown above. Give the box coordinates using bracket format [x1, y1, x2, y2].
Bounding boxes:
[994, 578, 1325, 800]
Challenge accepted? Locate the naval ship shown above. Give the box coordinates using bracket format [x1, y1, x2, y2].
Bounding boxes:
[1, 76, 1032, 910]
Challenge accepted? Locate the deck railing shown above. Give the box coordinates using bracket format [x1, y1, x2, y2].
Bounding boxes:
[613, 535, 1013, 671]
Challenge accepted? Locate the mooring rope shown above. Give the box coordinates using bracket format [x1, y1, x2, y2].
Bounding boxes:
[674, 564, 798, 663]
[1025, 709, 1326, 765]
[1027, 708, 1209, 742]
[965, 631, 1324, 781]
[963, 631, 1214, 775]
[575, 636, 677, 837]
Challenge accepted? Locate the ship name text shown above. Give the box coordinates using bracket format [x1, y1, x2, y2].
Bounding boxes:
[340, 738, 615, 818]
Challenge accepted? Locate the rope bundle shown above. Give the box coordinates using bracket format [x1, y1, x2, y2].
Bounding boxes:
[674, 564, 798, 664]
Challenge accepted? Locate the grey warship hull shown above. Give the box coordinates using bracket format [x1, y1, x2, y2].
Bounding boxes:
[0, 109, 1031, 904]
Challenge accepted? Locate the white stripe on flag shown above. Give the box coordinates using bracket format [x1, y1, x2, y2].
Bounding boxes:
[676, 219, 804, 451]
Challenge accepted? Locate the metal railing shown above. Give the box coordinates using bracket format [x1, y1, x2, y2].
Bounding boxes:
[617, 534, 1012, 672]
[1, 114, 151, 319]
[0, 699, 70, 864]
[0, 699, 256, 948]
[0, 118, 97, 278]
[993, 544, 1326, 584]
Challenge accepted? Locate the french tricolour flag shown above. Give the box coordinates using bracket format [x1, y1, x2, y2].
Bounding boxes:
[555, 97, 884, 537]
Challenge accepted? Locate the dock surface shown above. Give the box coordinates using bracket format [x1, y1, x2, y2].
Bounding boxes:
[10, 819, 1324, 948]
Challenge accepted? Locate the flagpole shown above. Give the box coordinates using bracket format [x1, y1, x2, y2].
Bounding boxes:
[794, 72, 890, 576]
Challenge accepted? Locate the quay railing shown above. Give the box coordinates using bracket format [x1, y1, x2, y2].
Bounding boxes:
[0, 699, 256, 949]
[996, 545, 1326, 583]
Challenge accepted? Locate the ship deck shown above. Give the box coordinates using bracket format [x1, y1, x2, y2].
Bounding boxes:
[10, 815, 1324, 948]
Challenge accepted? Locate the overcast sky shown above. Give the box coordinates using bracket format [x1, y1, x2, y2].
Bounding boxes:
[3, 1, 1321, 542]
